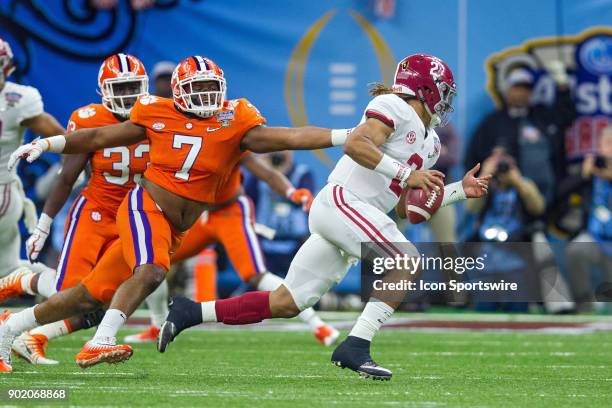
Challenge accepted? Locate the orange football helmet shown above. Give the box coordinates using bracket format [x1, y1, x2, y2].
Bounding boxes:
[98, 53, 148, 118]
[171, 56, 226, 118]
[0, 38, 15, 88]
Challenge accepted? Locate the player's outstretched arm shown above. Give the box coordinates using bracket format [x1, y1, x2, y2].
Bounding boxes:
[8, 121, 146, 170]
[21, 112, 66, 137]
[26, 153, 89, 261]
[240, 125, 350, 153]
[240, 154, 313, 210]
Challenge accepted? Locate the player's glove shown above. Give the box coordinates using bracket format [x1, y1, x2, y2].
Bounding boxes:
[26, 213, 53, 262]
[8, 136, 66, 171]
[286, 187, 314, 212]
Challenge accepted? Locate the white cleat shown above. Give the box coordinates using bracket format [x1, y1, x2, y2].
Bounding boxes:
[12, 332, 58, 365]
[314, 324, 340, 347]
[0, 311, 15, 372]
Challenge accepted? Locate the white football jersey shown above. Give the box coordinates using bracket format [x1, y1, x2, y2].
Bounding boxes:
[328, 93, 440, 214]
[0, 81, 44, 184]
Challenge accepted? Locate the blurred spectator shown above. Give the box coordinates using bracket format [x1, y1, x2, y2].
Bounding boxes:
[468, 148, 545, 240]
[245, 151, 313, 276]
[466, 149, 545, 311]
[429, 124, 460, 243]
[464, 63, 575, 206]
[561, 126, 612, 312]
[151, 61, 175, 98]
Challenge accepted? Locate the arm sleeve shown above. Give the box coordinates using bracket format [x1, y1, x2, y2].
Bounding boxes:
[129, 98, 147, 127]
[17, 87, 44, 124]
[66, 110, 81, 133]
[364, 94, 402, 129]
[238, 99, 267, 135]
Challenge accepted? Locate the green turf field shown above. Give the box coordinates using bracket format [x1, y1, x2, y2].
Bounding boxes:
[2, 319, 611, 407]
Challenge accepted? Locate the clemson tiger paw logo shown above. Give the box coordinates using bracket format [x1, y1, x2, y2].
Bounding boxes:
[78, 107, 96, 119]
[139, 95, 159, 105]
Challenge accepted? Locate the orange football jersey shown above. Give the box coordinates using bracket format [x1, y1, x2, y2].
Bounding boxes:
[129, 96, 265, 204]
[67, 103, 150, 215]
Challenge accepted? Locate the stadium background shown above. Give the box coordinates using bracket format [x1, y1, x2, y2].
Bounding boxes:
[1, 0, 611, 297]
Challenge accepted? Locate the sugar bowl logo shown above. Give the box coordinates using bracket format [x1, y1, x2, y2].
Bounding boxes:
[485, 27, 612, 160]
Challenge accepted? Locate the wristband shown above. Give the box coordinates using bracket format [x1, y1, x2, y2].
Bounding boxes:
[441, 181, 467, 207]
[41, 135, 67, 153]
[331, 128, 353, 146]
[374, 154, 412, 187]
[37, 213, 53, 233]
[285, 187, 296, 199]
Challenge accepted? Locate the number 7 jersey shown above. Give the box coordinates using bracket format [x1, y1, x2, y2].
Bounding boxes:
[129, 95, 265, 204]
[328, 93, 441, 214]
[67, 104, 150, 216]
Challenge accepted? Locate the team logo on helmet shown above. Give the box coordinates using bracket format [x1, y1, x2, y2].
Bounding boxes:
[171, 56, 226, 118]
[98, 53, 149, 118]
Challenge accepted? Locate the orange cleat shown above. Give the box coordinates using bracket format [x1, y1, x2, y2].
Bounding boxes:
[314, 324, 340, 347]
[13, 332, 58, 365]
[75, 339, 133, 369]
[0, 268, 32, 304]
[124, 325, 160, 343]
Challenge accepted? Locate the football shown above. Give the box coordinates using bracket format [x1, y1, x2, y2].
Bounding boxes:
[405, 184, 444, 224]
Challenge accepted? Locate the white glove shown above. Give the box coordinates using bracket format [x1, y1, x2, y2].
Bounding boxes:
[546, 60, 569, 86]
[26, 213, 53, 262]
[7, 135, 66, 171]
[8, 141, 47, 171]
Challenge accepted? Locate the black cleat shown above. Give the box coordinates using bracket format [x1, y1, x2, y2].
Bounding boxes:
[157, 296, 203, 353]
[331, 336, 392, 381]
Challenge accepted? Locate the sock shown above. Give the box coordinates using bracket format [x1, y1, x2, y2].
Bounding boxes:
[35, 268, 58, 298]
[20, 271, 36, 296]
[348, 300, 394, 342]
[296, 308, 324, 331]
[93, 309, 126, 342]
[256, 272, 323, 330]
[145, 280, 169, 328]
[29, 320, 72, 341]
[6, 306, 39, 335]
[213, 291, 271, 325]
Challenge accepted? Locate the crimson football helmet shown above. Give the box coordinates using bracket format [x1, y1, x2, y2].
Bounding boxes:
[0, 38, 15, 88]
[98, 53, 148, 118]
[171, 56, 226, 118]
[392, 54, 456, 127]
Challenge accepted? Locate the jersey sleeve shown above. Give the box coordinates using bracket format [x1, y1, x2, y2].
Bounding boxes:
[364, 94, 403, 129]
[129, 98, 148, 128]
[236, 98, 266, 135]
[17, 86, 44, 124]
[66, 110, 81, 133]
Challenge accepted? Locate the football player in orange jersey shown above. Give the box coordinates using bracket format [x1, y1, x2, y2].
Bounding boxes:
[126, 153, 339, 346]
[4, 55, 350, 370]
[0, 54, 149, 369]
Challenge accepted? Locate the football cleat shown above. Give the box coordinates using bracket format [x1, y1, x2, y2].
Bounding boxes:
[0, 311, 14, 372]
[157, 296, 202, 353]
[75, 338, 133, 369]
[314, 324, 340, 346]
[331, 336, 392, 381]
[12, 332, 58, 365]
[0, 267, 32, 304]
[124, 325, 160, 343]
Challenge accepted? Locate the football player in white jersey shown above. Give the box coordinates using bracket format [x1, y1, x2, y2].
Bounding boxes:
[0, 38, 64, 279]
[165, 55, 489, 380]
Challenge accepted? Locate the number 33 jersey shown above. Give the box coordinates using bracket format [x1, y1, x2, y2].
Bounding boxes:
[129, 96, 265, 204]
[328, 93, 441, 214]
[67, 104, 150, 216]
